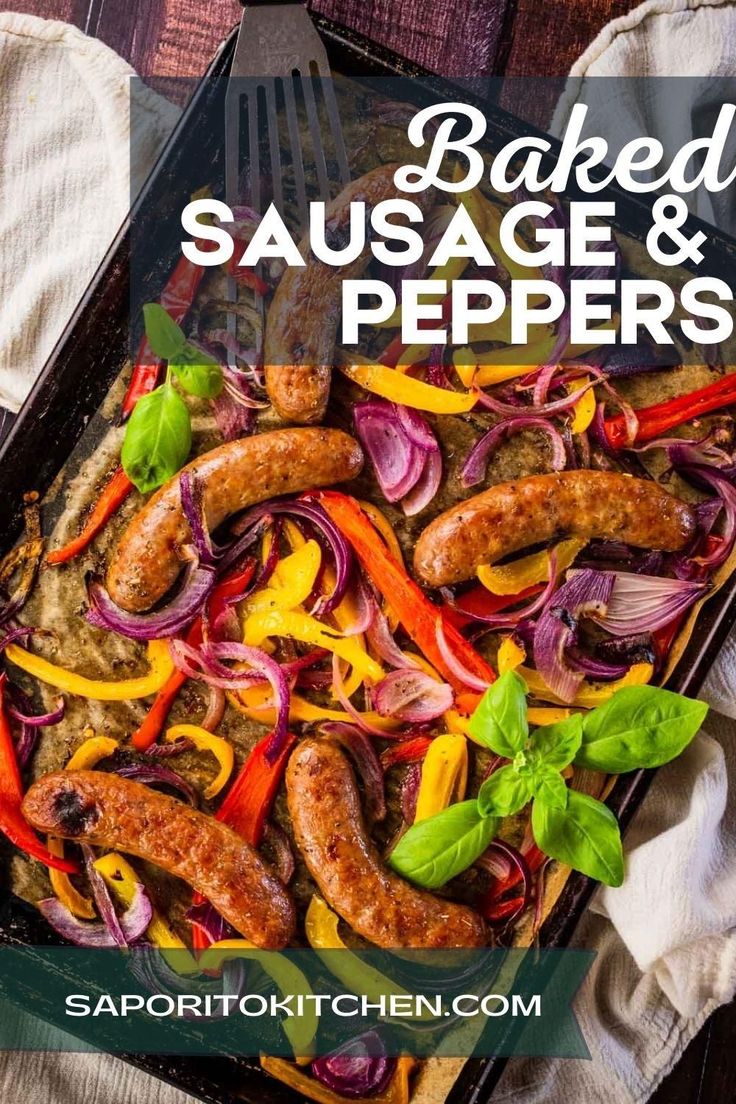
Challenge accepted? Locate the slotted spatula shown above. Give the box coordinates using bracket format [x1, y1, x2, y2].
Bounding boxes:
[224, 0, 350, 362]
[225, 0, 350, 220]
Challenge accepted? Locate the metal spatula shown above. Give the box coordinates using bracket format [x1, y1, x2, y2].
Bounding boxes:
[224, 0, 350, 365]
[225, 0, 350, 220]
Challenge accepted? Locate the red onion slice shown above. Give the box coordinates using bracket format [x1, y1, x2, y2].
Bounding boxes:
[229, 498, 352, 616]
[533, 569, 615, 703]
[180, 470, 223, 565]
[477, 378, 596, 419]
[581, 571, 709, 636]
[373, 668, 453, 723]
[86, 559, 216, 640]
[312, 1030, 395, 1099]
[39, 882, 152, 948]
[321, 721, 387, 824]
[366, 606, 418, 671]
[7, 692, 64, 728]
[461, 416, 567, 488]
[402, 448, 443, 517]
[82, 844, 127, 947]
[434, 618, 492, 692]
[354, 400, 426, 502]
[113, 763, 199, 806]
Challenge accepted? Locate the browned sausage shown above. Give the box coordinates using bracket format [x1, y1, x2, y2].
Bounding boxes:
[264, 166, 435, 425]
[22, 770, 295, 949]
[107, 427, 363, 612]
[414, 471, 697, 587]
[286, 738, 486, 949]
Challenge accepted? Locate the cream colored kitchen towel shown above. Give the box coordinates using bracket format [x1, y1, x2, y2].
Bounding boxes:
[0, 11, 178, 413]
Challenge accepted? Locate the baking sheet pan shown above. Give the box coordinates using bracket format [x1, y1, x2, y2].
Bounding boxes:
[2, 15, 736, 1104]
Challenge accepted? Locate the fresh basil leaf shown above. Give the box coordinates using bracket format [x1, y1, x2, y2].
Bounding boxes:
[477, 764, 534, 817]
[531, 766, 568, 810]
[121, 383, 191, 494]
[532, 789, 624, 887]
[530, 713, 583, 770]
[143, 303, 187, 360]
[388, 801, 497, 890]
[576, 685, 708, 773]
[468, 669, 528, 757]
[169, 343, 224, 399]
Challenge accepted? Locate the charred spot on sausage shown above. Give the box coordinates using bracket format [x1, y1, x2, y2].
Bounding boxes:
[52, 788, 100, 836]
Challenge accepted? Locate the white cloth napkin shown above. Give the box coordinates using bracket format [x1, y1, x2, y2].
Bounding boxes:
[1, 6, 736, 1104]
[0, 11, 178, 413]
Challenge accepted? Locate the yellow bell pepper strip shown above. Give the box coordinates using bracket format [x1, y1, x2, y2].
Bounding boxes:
[164, 724, 234, 800]
[243, 608, 384, 684]
[328, 572, 368, 699]
[316, 492, 495, 693]
[374, 257, 469, 330]
[230, 684, 399, 733]
[247, 540, 322, 616]
[375, 167, 472, 330]
[93, 852, 199, 974]
[260, 1055, 418, 1104]
[446, 705, 572, 743]
[305, 896, 416, 1008]
[357, 500, 403, 630]
[477, 538, 587, 596]
[200, 939, 317, 1058]
[48, 730, 119, 916]
[338, 357, 477, 414]
[414, 733, 468, 822]
[65, 733, 119, 771]
[452, 347, 478, 388]
[473, 317, 619, 389]
[568, 376, 597, 433]
[497, 635, 526, 674]
[497, 635, 653, 706]
[5, 639, 175, 701]
[0, 673, 77, 874]
[48, 836, 95, 920]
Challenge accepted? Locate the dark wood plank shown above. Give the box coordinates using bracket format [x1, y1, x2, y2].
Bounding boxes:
[504, 0, 634, 76]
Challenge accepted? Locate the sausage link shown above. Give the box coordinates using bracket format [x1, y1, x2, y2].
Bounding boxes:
[414, 471, 696, 587]
[264, 166, 435, 424]
[286, 738, 486, 948]
[107, 427, 363, 611]
[22, 771, 295, 949]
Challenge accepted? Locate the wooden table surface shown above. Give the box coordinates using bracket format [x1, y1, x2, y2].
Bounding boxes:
[4, 1, 735, 1101]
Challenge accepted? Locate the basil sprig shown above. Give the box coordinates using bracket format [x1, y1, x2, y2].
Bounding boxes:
[388, 671, 708, 891]
[122, 304, 224, 493]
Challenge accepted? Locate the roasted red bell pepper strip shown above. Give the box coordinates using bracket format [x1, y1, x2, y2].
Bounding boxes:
[441, 582, 545, 632]
[0, 674, 78, 873]
[605, 373, 736, 448]
[46, 466, 133, 566]
[380, 735, 433, 770]
[191, 728, 297, 950]
[226, 242, 271, 297]
[316, 491, 495, 691]
[216, 729, 297, 847]
[131, 560, 257, 751]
